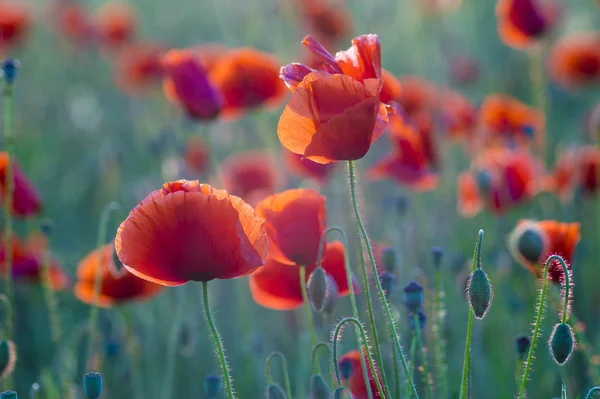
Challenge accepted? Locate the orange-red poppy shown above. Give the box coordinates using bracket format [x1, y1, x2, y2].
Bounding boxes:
[508, 219, 580, 284]
[220, 151, 280, 206]
[438, 90, 476, 140]
[113, 42, 164, 94]
[0, 153, 42, 218]
[544, 146, 600, 202]
[0, 232, 69, 290]
[477, 94, 543, 148]
[184, 135, 209, 174]
[338, 350, 383, 399]
[496, 0, 556, 49]
[283, 148, 334, 183]
[161, 49, 223, 121]
[296, 0, 352, 47]
[457, 149, 544, 217]
[548, 32, 600, 89]
[209, 48, 286, 119]
[93, 2, 135, 49]
[249, 240, 355, 310]
[0, 1, 29, 50]
[396, 76, 437, 117]
[75, 242, 163, 307]
[115, 180, 268, 286]
[51, 0, 94, 46]
[380, 69, 402, 104]
[256, 188, 326, 266]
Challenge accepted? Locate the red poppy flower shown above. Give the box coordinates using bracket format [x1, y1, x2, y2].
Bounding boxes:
[93, 2, 135, 49]
[114, 42, 164, 95]
[0, 1, 29, 50]
[396, 76, 437, 117]
[0, 232, 69, 290]
[457, 149, 544, 217]
[256, 188, 326, 266]
[338, 350, 383, 399]
[0, 152, 42, 218]
[477, 94, 543, 148]
[496, 0, 557, 49]
[209, 48, 286, 119]
[249, 240, 354, 310]
[548, 32, 600, 89]
[283, 148, 334, 183]
[220, 151, 280, 206]
[51, 0, 94, 46]
[278, 35, 391, 163]
[380, 69, 402, 104]
[184, 135, 209, 174]
[438, 90, 476, 140]
[544, 146, 600, 202]
[296, 0, 352, 47]
[115, 180, 268, 286]
[161, 49, 223, 121]
[508, 219, 580, 283]
[75, 242, 163, 307]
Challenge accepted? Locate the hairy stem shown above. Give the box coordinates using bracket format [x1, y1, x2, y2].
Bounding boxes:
[265, 351, 293, 399]
[299, 265, 317, 349]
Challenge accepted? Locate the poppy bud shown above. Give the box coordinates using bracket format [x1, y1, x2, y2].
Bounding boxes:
[475, 170, 492, 193]
[40, 219, 54, 236]
[409, 311, 427, 330]
[104, 339, 120, 359]
[0, 391, 17, 399]
[396, 196, 409, 217]
[266, 384, 287, 399]
[338, 358, 353, 381]
[204, 374, 221, 398]
[379, 272, 395, 301]
[322, 276, 339, 316]
[468, 269, 492, 319]
[549, 323, 575, 365]
[1, 59, 20, 85]
[514, 335, 531, 361]
[308, 267, 328, 313]
[310, 374, 329, 399]
[331, 387, 355, 398]
[509, 224, 545, 264]
[83, 372, 102, 399]
[403, 282, 424, 312]
[0, 340, 16, 379]
[431, 246, 444, 269]
[381, 247, 396, 273]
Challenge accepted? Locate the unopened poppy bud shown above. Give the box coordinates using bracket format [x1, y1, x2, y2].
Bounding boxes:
[266, 384, 288, 399]
[409, 311, 427, 330]
[104, 338, 120, 359]
[476, 170, 492, 193]
[0, 340, 16, 379]
[514, 335, 531, 361]
[379, 272, 394, 301]
[40, 219, 54, 236]
[468, 269, 492, 319]
[204, 374, 221, 398]
[83, 372, 102, 399]
[431, 246, 444, 268]
[1, 59, 20, 85]
[322, 276, 339, 316]
[0, 391, 17, 399]
[403, 282, 424, 312]
[396, 196, 409, 217]
[338, 358, 353, 381]
[513, 227, 545, 264]
[550, 323, 575, 365]
[310, 374, 329, 399]
[381, 247, 397, 273]
[308, 267, 328, 313]
[331, 387, 355, 398]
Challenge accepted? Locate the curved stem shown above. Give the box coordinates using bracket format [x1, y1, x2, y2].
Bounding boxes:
[413, 314, 432, 399]
[312, 342, 330, 375]
[347, 160, 416, 398]
[202, 281, 235, 399]
[332, 317, 383, 399]
[459, 229, 483, 399]
[299, 265, 317, 348]
[518, 255, 570, 399]
[265, 351, 293, 399]
[86, 201, 121, 367]
[587, 387, 600, 399]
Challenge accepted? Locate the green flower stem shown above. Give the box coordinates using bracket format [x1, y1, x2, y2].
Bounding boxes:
[161, 287, 187, 398]
[413, 313, 432, 399]
[0, 294, 12, 339]
[433, 269, 448, 398]
[332, 317, 384, 399]
[392, 346, 400, 399]
[518, 255, 570, 399]
[40, 235, 62, 343]
[265, 351, 293, 399]
[460, 229, 483, 399]
[586, 387, 600, 399]
[406, 336, 417, 399]
[86, 201, 121, 367]
[317, 227, 376, 398]
[299, 265, 317, 348]
[312, 342, 330, 375]
[347, 160, 416, 398]
[202, 281, 235, 399]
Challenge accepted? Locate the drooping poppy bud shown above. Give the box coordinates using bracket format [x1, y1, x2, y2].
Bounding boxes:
[408, 311, 427, 330]
[322, 275, 340, 316]
[549, 323, 575, 365]
[308, 266, 328, 312]
[266, 384, 288, 399]
[310, 374, 329, 398]
[1, 59, 19, 85]
[431, 246, 444, 269]
[379, 272, 395, 301]
[468, 268, 492, 319]
[204, 374, 221, 398]
[514, 335, 531, 361]
[0, 391, 17, 399]
[83, 372, 102, 399]
[338, 357, 353, 380]
[403, 282, 424, 312]
[0, 340, 16, 379]
[380, 247, 396, 273]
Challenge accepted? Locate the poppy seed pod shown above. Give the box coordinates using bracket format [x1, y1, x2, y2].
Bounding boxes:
[515, 228, 545, 264]
[550, 323, 575, 365]
[310, 374, 330, 399]
[266, 384, 288, 399]
[203, 374, 221, 398]
[1, 59, 20, 85]
[408, 311, 427, 330]
[83, 372, 102, 399]
[0, 340, 16, 379]
[431, 246, 444, 268]
[379, 272, 395, 301]
[0, 391, 17, 399]
[308, 267, 328, 312]
[468, 269, 492, 319]
[338, 358, 353, 380]
[514, 335, 531, 361]
[381, 247, 396, 273]
[403, 282, 424, 312]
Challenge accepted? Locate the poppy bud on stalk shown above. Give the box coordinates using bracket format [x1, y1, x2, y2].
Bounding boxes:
[266, 384, 288, 399]
[468, 268, 492, 319]
[409, 311, 427, 330]
[549, 323, 575, 365]
[403, 282, 424, 312]
[204, 374, 221, 398]
[322, 276, 339, 316]
[379, 272, 395, 301]
[514, 228, 545, 264]
[381, 247, 397, 273]
[431, 246, 444, 269]
[310, 374, 330, 398]
[308, 266, 328, 312]
[514, 335, 531, 361]
[83, 372, 102, 399]
[0, 340, 16, 380]
[0, 391, 17, 399]
[1, 59, 20, 85]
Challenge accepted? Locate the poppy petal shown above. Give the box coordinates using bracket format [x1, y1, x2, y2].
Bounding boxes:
[302, 35, 343, 74]
[280, 63, 315, 91]
[335, 34, 382, 81]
